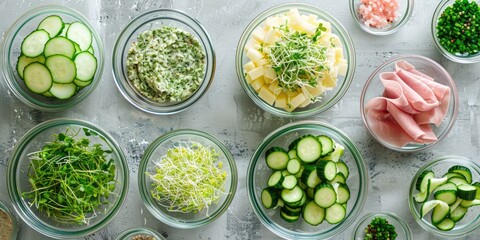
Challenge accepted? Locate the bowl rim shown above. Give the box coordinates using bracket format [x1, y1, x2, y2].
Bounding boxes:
[246, 120, 368, 239]
[408, 155, 480, 237]
[112, 8, 216, 115]
[349, 0, 415, 36]
[351, 211, 412, 240]
[431, 0, 480, 63]
[235, 3, 356, 118]
[115, 227, 165, 240]
[6, 118, 129, 239]
[360, 54, 459, 152]
[0, 200, 19, 240]
[0, 5, 105, 112]
[137, 128, 238, 229]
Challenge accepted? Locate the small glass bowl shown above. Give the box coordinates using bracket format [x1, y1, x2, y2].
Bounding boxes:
[138, 129, 237, 229]
[235, 3, 356, 118]
[408, 156, 480, 237]
[247, 121, 368, 239]
[432, 0, 480, 63]
[1, 5, 104, 111]
[7, 118, 129, 239]
[360, 54, 458, 152]
[350, 0, 414, 35]
[115, 227, 165, 240]
[112, 9, 215, 115]
[352, 211, 412, 240]
[0, 200, 19, 240]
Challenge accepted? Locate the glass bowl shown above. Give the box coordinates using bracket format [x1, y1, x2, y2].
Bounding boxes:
[138, 129, 237, 228]
[1, 5, 104, 111]
[112, 9, 215, 115]
[350, 0, 414, 35]
[352, 211, 412, 240]
[246, 121, 368, 239]
[0, 200, 19, 240]
[115, 227, 165, 240]
[235, 3, 356, 118]
[408, 156, 480, 237]
[6, 118, 129, 239]
[432, 0, 480, 63]
[360, 54, 458, 152]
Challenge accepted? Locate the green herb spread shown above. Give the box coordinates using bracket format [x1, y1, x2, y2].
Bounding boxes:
[127, 26, 206, 103]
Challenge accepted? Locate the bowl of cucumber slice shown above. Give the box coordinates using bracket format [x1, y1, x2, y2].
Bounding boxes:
[1, 5, 104, 111]
[246, 121, 368, 239]
[409, 155, 480, 237]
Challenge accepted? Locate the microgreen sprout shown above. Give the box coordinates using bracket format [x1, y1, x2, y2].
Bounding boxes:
[22, 128, 116, 225]
[148, 141, 227, 215]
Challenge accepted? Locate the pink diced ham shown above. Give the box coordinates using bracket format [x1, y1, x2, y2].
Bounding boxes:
[358, 0, 399, 28]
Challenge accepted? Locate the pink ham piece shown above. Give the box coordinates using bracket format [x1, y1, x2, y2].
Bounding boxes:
[365, 60, 451, 148]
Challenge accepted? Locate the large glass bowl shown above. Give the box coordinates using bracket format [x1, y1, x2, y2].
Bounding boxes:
[138, 129, 237, 228]
[350, 0, 414, 35]
[408, 156, 480, 237]
[352, 211, 412, 240]
[1, 5, 104, 111]
[7, 118, 128, 239]
[235, 3, 356, 118]
[247, 121, 368, 239]
[432, 0, 480, 63]
[360, 54, 458, 152]
[112, 9, 215, 115]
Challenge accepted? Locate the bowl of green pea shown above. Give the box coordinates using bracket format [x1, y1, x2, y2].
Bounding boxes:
[432, 0, 480, 63]
[7, 118, 129, 239]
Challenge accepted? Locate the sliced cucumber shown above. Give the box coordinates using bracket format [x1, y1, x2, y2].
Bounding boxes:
[472, 182, 480, 200]
[320, 143, 344, 162]
[74, 51, 97, 81]
[23, 62, 52, 93]
[431, 200, 450, 225]
[448, 165, 473, 184]
[267, 171, 284, 189]
[60, 23, 70, 37]
[21, 30, 50, 57]
[45, 55, 76, 84]
[450, 205, 467, 222]
[265, 147, 289, 170]
[448, 177, 469, 186]
[329, 172, 346, 185]
[334, 183, 350, 204]
[280, 206, 301, 217]
[280, 208, 300, 222]
[443, 172, 466, 180]
[420, 199, 442, 217]
[16, 55, 45, 79]
[87, 45, 95, 54]
[281, 185, 304, 205]
[458, 184, 477, 201]
[317, 135, 334, 157]
[66, 22, 92, 51]
[460, 199, 480, 207]
[261, 187, 280, 209]
[314, 183, 336, 208]
[434, 189, 457, 205]
[301, 164, 321, 188]
[294, 165, 304, 179]
[435, 218, 455, 231]
[325, 203, 346, 224]
[37, 15, 64, 37]
[296, 135, 322, 163]
[416, 170, 435, 192]
[316, 160, 337, 181]
[335, 160, 350, 178]
[44, 36, 76, 58]
[282, 175, 298, 190]
[287, 149, 297, 159]
[429, 177, 449, 193]
[49, 83, 77, 99]
[302, 201, 325, 226]
[286, 158, 301, 175]
[73, 79, 92, 87]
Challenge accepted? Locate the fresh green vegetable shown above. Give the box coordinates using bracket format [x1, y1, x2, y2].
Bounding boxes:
[148, 141, 227, 214]
[363, 216, 398, 240]
[437, 0, 480, 55]
[22, 128, 116, 224]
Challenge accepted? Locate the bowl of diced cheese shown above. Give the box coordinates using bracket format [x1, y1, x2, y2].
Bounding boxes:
[235, 3, 356, 118]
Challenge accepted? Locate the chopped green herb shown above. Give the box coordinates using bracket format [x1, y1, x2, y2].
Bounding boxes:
[364, 216, 397, 240]
[22, 128, 116, 225]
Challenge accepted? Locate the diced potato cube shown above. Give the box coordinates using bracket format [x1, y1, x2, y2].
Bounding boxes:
[334, 47, 344, 64]
[265, 16, 280, 29]
[244, 39, 259, 53]
[252, 27, 266, 42]
[246, 48, 264, 62]
[248, 66, 264, 81]
[289, 92, 306, 109]
[326, 48, 335, 64]
[264, 28, 278, 45]
[330, 35, 342, 47]
[244, 61, 256, 72]
[306, 14, 320, 25]
[322, 72, 337, 88]
[245, 75, 253, 84]
[288, 8, 302, 27]
[300, 21, 317, 35]
[338, 59, 348, 76]
[254, 58, 269, 67]
[258, 86, 276, 105]
[263, 66, 277, 80]
[268, 80, 282, 95]
[250, 77, 265, 91]
[264, 76, 275, 85]
[275, 92, 287, 108]
[305, 83, 325, 97]
[319, 20, 332, 33]
[299, 98, 313, 108]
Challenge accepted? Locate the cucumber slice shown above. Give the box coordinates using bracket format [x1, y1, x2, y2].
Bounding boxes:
[281, 175, 298, 190]
[73, 79, 92, 88]
[303, 201, 325, 226]
[265, 147, 289, 170]
[87, 46, 95, 54]
[49, 83, 77, 99]
[21, 30, 50, 57]
[320, 142, 344, 162]
[443, 172, 466, 180]
[267, 171, 284, 189]
[316, 160, 337, 181]
[261, 187, 280, 209]
[448, 165, 473, 184]
[37, 15, 64, 37]
[287, 149, 297, 159]
[280, 206, 301, 217]
[336, 160, 350, 178]
[66, 22, 92, 51]
[431, 200, 450, 225]
[325, 203, 346, 224]
[301, 164, 321, 188]
[420, 199, 442, 217]
[280, 208, 300, 222]
[281, 185, 304, 204]
[286, 158, 301, 175]
[294, 165, 304, 179]
[416, 170, 435, 192]
[329, 172, 346, 185]
[448, 177, 469, 186]
[460, 199, 480, 207]
[317, 135, 334, 157]
[16, 55, 45, 79]
[23, 62, 52, 93]
[44, 36, 76, 58]
[472, 182, 480, 200]
[450, 205, 467, 222]
[429, 177, 449, 193]
[314, 183, 336, 208]
[296, 135, 322, 163]
[458, 184, 477, 201]
[434, 189, 457, 205]
[45, 55, 76, 84]
[435, 218, 455, 231]
[74, 51, 97, 81]
[334, 183, 350, 204]
[60, 23, 70, 37]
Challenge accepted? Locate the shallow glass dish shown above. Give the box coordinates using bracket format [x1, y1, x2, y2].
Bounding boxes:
[7, 118, 128, 239]
[352, 211, 412, 240]
[247, 121, 368, 239]
[0, 200, 19, 240]
[1, 5, 104, 111]
[432, 0, 480, 63]
[408, 156, 480, 237]
[115, 227, 165, 240]
[235, 3, 356, 118]
[350, 0, 414, 35]
[112, 9, 215, 115]
[360, 54, 458, 152]
[138, 129, 237, 228]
